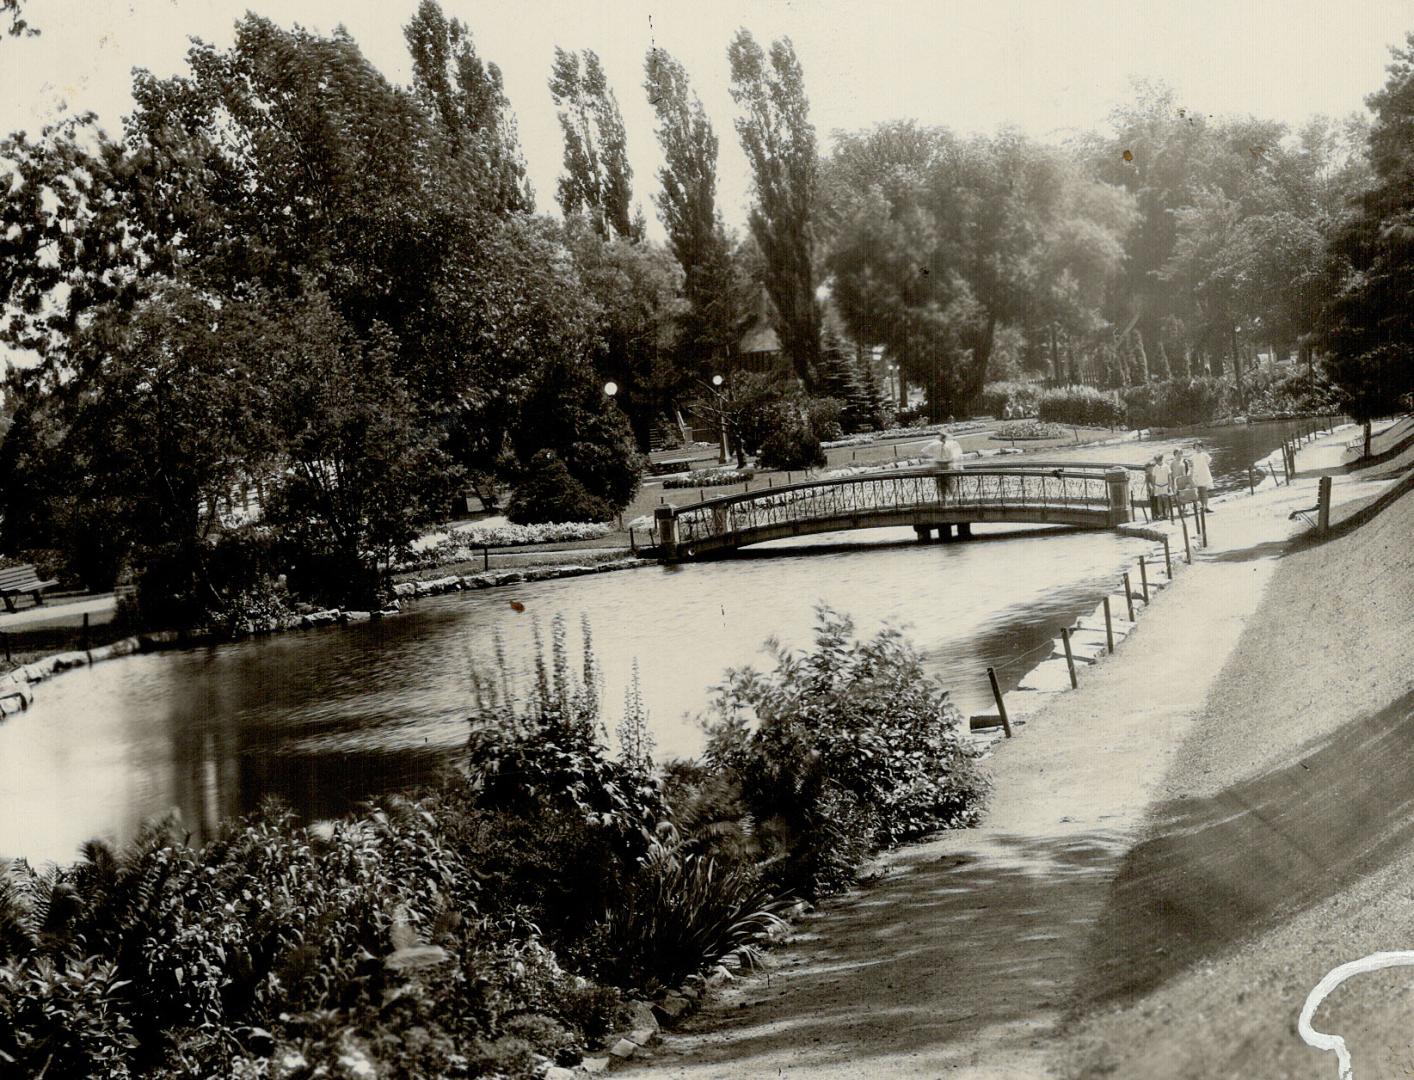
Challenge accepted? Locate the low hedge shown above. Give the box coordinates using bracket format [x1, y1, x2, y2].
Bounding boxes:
[1037, 385, 1127, 428]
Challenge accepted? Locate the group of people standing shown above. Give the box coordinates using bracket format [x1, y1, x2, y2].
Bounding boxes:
[1145, 444, 1214, 520]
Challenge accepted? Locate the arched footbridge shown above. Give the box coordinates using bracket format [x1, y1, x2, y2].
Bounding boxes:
[651, 463, 1147, 560]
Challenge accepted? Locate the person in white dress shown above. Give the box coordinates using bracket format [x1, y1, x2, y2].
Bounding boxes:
[1189, 443, 1214, 511]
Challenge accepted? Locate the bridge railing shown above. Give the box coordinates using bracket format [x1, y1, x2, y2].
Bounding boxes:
[665, 467, 1119, 550]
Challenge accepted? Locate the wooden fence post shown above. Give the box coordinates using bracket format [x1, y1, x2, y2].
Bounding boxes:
[1268, 462, 1280, 487]
[1179, 509, 1192, 564]
[1122, 572, 1135, 621]
[1163, 536, 1173, 579]
[1103, 596, 1115, 654]
[629, 528, 637, 554]
[1318, 475, 1332, 535]
[1061, 627, 1078, 689]
[483, 546, 490, 572]
[1138, 555, 1150, 602]
[987, 667, 1012, 738]
[1248, 466, 1255, 496]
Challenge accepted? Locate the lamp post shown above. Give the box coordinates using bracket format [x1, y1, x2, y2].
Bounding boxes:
[711, 374, 729, 465]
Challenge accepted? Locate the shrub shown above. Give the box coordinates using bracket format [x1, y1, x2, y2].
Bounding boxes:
[805, 397, 845, 441]
[703, 606, 988, 898]
[975, 381, 1044, 419]
[507, 451, 615, 525]
[757, 416, 826, 471]
[1121, 377, 1232, 428]
[1037, 385, 1127, 428]
[592, 838, 789, 990]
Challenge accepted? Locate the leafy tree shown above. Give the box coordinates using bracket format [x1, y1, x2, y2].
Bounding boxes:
[559, 217, 684, 450]
[644, 47, 740, 371]
[265, 295, 454, 605]
[728, 30, 821, 388]
[62, 282, 281, 615]
[511, 353, 644, 516]
[550, 48, 642, 241]
[405, 0, 533, 215]
[1317, 32, 1414, 453]
[0, 115, 145, 364]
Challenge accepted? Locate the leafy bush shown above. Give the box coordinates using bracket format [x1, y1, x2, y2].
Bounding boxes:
[805, 397, 846, 441]
[1243, 369, 1342, 417]
[593, 837, 789, 990]
[975, 381, 1044, 419]
[703, 607, 988, 898]
[507, 451, 615, 525]
[662, 468, 755, 490]
[1037, 385, 1127, 428]
[757, 416, 826, 471]
[1121, 377, 1232, 428]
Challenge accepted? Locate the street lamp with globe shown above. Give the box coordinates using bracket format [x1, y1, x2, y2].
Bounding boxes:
[711, 374, 729, 464]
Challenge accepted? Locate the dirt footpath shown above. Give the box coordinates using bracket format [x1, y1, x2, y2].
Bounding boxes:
[626, 461, 1345, 1079]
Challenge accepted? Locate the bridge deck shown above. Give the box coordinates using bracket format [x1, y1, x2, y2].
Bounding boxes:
[655, 465, 1140, 559]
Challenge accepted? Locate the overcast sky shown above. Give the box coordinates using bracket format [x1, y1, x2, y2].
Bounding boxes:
[3, 0, 1412, 239]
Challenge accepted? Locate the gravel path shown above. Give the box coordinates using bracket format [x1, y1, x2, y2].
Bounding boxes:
[625, 435, 1381, 1079]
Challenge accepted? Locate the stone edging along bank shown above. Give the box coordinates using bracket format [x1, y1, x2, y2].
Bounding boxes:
[0, 556, 656, 719]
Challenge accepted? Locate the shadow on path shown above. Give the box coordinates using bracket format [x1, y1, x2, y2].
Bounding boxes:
[640, 830, 1126, 1074]
[1077, 688, 1414, 1010]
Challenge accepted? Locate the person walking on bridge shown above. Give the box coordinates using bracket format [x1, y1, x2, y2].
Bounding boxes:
[927, 428, 965, 501]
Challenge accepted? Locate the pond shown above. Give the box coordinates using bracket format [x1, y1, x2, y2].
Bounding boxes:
[0, 419, 1319, 863]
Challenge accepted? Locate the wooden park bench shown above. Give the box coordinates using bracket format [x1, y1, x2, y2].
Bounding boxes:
[0, 564, 59, 612]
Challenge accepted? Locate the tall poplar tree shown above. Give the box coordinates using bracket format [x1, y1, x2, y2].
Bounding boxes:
[728, 29, 821, 389]
[550, 48, 642, 240]
[405, 0, 533, 215]
[644, 47, 738, 370]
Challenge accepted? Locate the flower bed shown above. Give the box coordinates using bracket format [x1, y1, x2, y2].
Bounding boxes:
[990, 420, 1067, 441]
[822, 420, 988, 449]
[663, 468, 755, 490]
[400, 522, 613, 571]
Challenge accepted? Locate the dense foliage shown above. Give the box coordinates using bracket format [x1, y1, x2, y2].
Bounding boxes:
[703, 607, 988, 896]
[975, 381, 1045, 419]
[1037, 385, 1128, 428]
[0, 6, 641, 622]
[0, 610, 986, 1075]
[1316, 33, 1414, 445]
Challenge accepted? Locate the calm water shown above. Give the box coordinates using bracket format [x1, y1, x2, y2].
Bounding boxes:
[0, 420, 1317, 863]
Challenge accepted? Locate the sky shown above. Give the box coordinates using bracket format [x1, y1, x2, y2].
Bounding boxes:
[2, 0, 1412, 240]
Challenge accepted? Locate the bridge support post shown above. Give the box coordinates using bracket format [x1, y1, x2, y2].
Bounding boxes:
[1106, 468, 1132, 525]
[913, 525, 932, 543]
[940, 523, 955, 541]
[957, 523, 972, 539]
[654, 506, 679, 560]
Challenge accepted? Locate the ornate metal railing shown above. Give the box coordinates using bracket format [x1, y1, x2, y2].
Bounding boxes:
[665, 467, 1121, 549]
